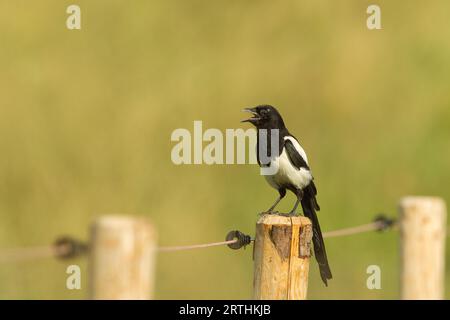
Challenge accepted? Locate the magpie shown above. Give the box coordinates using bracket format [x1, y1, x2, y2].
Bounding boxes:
[242, 104, 332, 286]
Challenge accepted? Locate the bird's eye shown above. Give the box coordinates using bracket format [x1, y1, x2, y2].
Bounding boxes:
[266, 108, 271, 112]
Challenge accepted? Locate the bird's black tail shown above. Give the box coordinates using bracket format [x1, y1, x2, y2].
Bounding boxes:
[301, 182, 332, 286]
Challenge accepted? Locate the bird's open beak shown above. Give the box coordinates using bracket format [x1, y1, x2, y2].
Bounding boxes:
[241, 108, 260, 123]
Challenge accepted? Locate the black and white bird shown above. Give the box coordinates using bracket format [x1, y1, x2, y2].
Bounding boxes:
[242, 104, 332, 286]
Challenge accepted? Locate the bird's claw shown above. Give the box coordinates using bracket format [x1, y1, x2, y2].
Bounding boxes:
[278, 212, 298, 217]
[259, 211, 299, 217]
[258, 210, 279, 216]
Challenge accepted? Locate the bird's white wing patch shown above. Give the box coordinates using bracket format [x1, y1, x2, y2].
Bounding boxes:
[283, 136, 308, 165]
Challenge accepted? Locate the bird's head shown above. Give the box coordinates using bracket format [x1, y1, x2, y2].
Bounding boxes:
[241, 105, 285, 129]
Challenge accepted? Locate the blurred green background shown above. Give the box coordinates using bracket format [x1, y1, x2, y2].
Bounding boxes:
[0, 0, 449, 299]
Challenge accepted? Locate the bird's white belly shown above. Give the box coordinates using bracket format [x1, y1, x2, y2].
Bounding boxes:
[264, 149, 312, 190]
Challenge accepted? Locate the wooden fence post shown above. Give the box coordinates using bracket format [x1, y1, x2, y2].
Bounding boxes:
[399, 196, 447, 300]
[89, 215, 157, 300]
[253, 214, 312, 300]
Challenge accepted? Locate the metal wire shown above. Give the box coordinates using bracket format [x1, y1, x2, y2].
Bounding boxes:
[324, 222, 387, 238]
[0, 236, 88, 263]
[324, 214, 397, 238]
[158, 239, 241, 252]
[0, 245, 68, 263]
[0, 216, 446, 262]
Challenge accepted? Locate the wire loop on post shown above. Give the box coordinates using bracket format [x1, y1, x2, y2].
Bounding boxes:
[53, 236, 89, 259]
[373, 214, 396, 232]
[225, 230, 252, 250]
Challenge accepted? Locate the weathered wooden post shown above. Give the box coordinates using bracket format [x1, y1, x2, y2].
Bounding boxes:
[89, 215, 157, 299]
[253, 214, 312, 299]
[399, 196, 447, 300]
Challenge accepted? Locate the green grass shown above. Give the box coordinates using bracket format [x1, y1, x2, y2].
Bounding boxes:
[0, 0, 449, 299]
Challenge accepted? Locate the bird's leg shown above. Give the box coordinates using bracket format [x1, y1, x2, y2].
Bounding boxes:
[267, 196, 282, 213]
[287, 199, 300, 216]
[260, 189, 286, 215]
[288, 189, 304, 216]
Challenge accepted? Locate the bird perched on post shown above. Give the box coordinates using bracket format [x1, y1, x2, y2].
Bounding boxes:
[242, 104, 332, 286]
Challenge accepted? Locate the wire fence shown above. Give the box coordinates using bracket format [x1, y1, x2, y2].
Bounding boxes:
[0, 213, 447, 264]
[0, 214, 391, 262]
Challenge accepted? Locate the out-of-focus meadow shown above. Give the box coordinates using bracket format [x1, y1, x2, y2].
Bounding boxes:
[0, 0, 449, 299]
